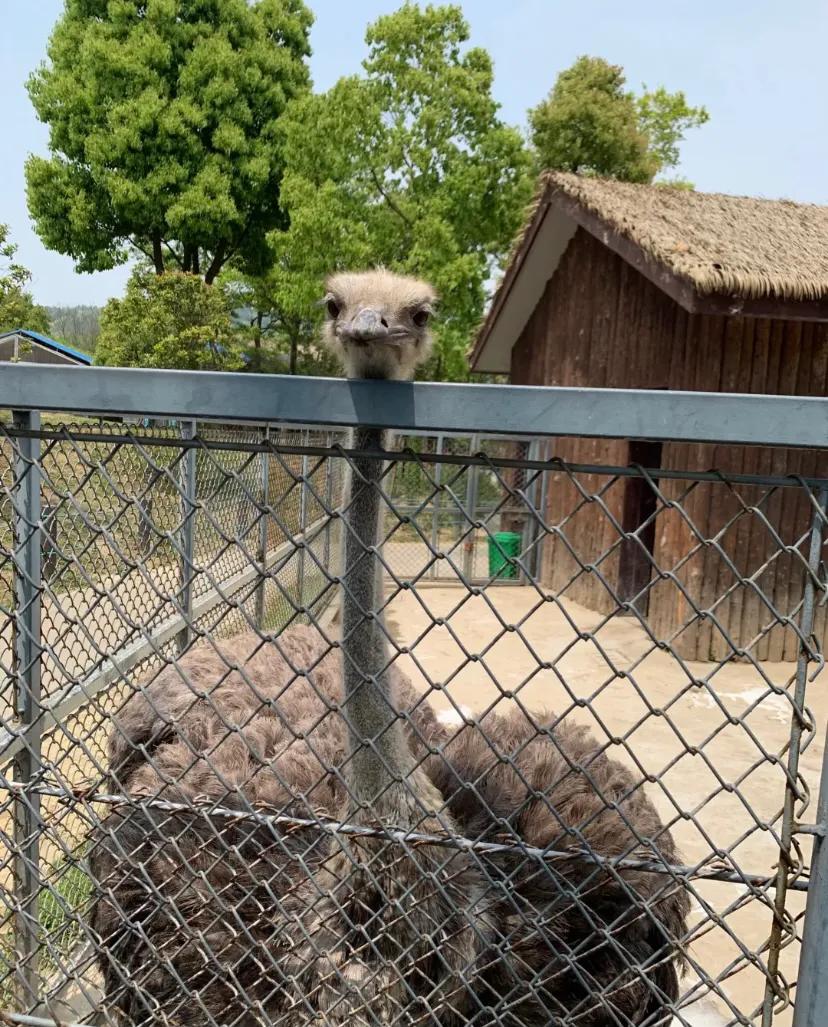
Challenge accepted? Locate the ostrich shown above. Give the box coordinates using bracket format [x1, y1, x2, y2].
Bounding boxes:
[90, 270, 688, 1027]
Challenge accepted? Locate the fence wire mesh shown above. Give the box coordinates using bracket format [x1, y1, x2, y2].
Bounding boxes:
[0, 405, 825, 1027]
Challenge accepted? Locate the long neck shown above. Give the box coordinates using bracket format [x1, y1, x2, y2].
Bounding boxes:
[341, 425, 415, 810]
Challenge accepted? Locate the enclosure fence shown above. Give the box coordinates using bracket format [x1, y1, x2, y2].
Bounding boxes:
[0, 365, 827, 1027]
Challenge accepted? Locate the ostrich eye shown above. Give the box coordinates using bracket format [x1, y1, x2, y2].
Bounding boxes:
[412, 308, 430, 328]
[326, 297, 340, 319]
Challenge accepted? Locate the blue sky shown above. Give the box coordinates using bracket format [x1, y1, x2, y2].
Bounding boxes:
[1, 0, 825, 307]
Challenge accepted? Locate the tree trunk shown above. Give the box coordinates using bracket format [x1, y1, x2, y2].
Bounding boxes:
[289, 335, 298, 375]
[182, 247, 192, 273]
[152, 234, 164, 275]
[253, 312, 263, 372]
[204, 242, 226, 285]
[192, 249, 200, 276]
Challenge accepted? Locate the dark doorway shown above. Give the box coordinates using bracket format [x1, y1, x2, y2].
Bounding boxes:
[617, 439, 663, 616]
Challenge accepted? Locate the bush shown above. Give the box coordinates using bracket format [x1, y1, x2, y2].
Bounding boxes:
[96, 271, 243, 370]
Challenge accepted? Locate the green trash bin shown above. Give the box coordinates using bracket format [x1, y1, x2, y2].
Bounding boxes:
[488, 531, 521, 580]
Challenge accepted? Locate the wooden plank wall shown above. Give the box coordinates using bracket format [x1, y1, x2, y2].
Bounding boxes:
[511, 227, 828, 662]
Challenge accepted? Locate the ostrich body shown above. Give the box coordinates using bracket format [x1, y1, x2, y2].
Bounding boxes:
[90, 270, 688, 1026]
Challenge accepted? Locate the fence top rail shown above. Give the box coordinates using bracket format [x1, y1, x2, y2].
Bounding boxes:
[1, 363, 827, 448]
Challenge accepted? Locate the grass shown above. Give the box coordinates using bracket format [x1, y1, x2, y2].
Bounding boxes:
[39, 857, 92, 963]
[0, 852, 92, 1008]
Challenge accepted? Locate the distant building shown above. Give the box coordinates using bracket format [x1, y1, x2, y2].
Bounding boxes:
[471, 172, 828, 661]
[0, 329, 92, 367]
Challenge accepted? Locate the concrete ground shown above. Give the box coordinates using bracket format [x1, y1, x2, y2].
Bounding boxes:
[383, 584, 825, 1027]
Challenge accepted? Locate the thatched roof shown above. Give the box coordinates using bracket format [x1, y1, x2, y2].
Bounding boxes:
[471, 172, 828, 373]
[535, 172, 828, 300]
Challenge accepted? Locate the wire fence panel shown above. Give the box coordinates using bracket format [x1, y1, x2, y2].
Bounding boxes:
[0, 374, 826, 1027]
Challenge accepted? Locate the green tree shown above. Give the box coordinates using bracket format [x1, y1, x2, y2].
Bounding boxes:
[262, 3, 532, 381]
[529, 56, 708, 183]
[0, 224, 50, 334]
[636, 85, 709, 176]
[223, 268, 335, 376]
[96, 269, 242, 370]
[26, 0, 313, 283]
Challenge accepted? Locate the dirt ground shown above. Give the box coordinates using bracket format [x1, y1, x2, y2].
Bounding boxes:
[382, 584, 825, 1027]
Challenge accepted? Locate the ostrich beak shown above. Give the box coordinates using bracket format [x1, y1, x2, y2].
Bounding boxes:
[342, 308, 389, 343]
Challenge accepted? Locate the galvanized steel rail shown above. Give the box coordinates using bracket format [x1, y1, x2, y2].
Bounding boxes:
[0, 363, 827, 447]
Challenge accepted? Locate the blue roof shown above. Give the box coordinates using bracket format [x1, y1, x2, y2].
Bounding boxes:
[0, 328, 93, 365]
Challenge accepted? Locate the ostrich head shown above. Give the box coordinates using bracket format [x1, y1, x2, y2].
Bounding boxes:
[322, 269, 436, 381]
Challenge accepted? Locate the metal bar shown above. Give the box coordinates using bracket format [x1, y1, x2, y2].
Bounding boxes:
[763, 487, 828, 1027]
[0, 1011, 96, 1027]
[463, 435, 480, 582]
[12, 426, 828, 492]
[176, 419, 197, 653]
[10, 410, 43, 1009]
[535, 439, 551, 581]
[0, 777, 813, 892]
[296, 440, 310, 609]
[255, 426, 270, 629]
[3, 364, 828, 447]
[523, 439, 543, 583]
[793, 719, 828, 1027]
[430, 434, 444, 580]
[0, 514, 331, 771]
[323, 431, 334, 574]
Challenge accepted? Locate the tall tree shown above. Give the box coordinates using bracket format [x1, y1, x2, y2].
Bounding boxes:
[0, 224, 50, 335]
[26, 0, 313, 284]
[529, 56, 708, 184]
[262, 3, 532, 381]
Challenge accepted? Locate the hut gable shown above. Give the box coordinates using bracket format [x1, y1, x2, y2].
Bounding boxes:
[472, 173, 828, 374]
[0, 329, 92, 367]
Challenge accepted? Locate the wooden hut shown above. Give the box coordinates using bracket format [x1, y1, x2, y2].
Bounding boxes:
[470, 172, 828, 661]
[0, 329, 92, 367]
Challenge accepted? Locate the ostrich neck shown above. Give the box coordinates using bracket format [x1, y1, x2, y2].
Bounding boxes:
[342, 425, 415, 808]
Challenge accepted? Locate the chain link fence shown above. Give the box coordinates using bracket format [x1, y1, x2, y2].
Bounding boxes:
[0, 369, 826, 1027]
[0, 412, 345, 1024]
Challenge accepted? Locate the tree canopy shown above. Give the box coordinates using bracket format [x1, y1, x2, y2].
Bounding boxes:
[259, 3, 533, 380]
[0, 225, 50, 335]
[22, 4, 712, 379]
[96, 269, 242, 370]
[529, 56, 708, 184]
[26, 0, 313, 283]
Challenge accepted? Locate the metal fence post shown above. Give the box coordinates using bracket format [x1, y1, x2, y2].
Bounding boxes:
[430, 435, 444, 580]
[255, 426, 270, 630]
[11, 409, 43, 1008]
[793, 721, 828, 1027]
[297, 435, 309, 609]
[323, 431, 334, 575]
[463, 435, 480, 582]
[764, 487, 827, 1026]
[177, 420, 197, 653]
[523, 439, 549, 584]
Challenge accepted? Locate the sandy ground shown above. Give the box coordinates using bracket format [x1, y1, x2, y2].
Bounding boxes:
[382, 584, 826, 1027]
